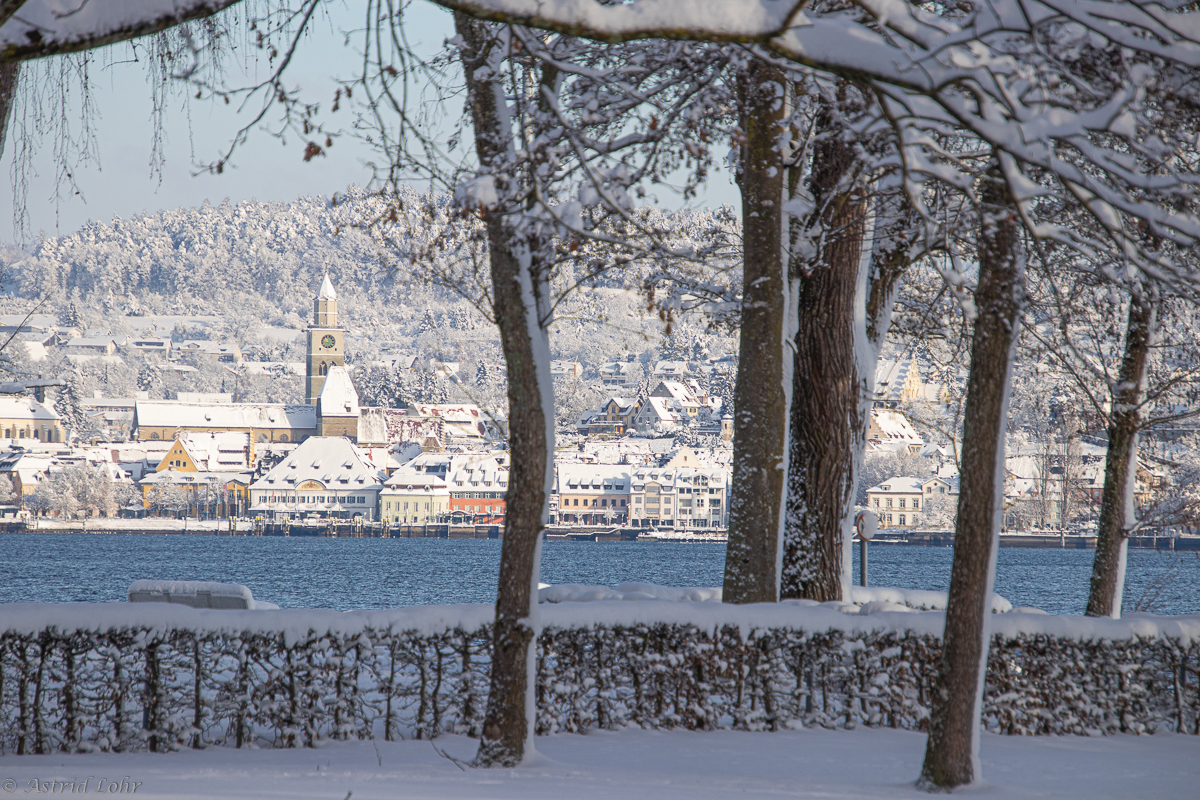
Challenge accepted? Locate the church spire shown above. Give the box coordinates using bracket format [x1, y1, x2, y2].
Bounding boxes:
[307, 273, 344, 405]
[318, 272, 337, 301]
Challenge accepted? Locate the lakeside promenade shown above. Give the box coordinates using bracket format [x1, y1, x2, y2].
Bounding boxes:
[2, 518, 1198, 550]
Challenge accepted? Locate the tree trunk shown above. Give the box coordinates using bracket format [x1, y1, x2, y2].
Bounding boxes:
[782, 95, 866, 602]
[920, 164, 1024, 790]
[455, 14, 554, 767]
[781, 87, 912, 602]
[1086, 289, 1156, 618]
[0, 63, 17, 161]
[722, 57, 790, 605]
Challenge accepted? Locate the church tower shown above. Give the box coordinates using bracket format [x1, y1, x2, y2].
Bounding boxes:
[306, 274, 345, 404]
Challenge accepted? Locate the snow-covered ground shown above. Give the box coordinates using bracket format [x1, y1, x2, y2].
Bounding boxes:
[2, 728, 1195, 799]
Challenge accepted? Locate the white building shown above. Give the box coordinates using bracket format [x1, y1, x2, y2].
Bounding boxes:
[553, 464, 632, 525]
[380, 465, 450, 524]
[865, 476, 925, 528]
[248, 436, 385, 520]
[628, 465, 728, 529]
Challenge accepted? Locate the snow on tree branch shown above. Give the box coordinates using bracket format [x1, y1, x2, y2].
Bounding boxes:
[430, 0, 808, 43]
[0, 0, 243, 62]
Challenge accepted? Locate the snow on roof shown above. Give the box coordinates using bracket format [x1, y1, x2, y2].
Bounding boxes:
[318, 273, 337, 300]
[172, 431, 252, 471]
[382, 465, 448, 491]
[638, 396, 680, 424]
[176, 340, 239, 356]
[250, 436, 384, 492]
[867, 476, 925, 494]
[870, 408, 921, 441]
[135, 401, 316, 430]
[411, 404, 489, 439]
[653, 380, 701, 405]
[557, 464, 631, 491]
[318, 365, 360, 416]
[0, 395, 60, 422]
[446, 453, 509, 486]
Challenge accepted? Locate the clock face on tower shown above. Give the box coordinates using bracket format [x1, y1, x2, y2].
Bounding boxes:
[321, 334, 336, 349]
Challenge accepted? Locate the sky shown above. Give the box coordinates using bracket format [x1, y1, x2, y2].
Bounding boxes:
[0, 0, 739, 247]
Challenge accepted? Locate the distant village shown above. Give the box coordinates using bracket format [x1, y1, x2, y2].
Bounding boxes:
[0, 274, 1179, 536]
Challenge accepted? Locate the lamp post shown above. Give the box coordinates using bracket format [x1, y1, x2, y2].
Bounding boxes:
[855, 510, 878, 588]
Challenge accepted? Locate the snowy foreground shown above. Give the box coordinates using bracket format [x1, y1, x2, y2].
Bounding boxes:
[2, 727, 1196, 799]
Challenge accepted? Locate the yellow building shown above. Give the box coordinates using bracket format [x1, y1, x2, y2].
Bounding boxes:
[0, 396, 67, 443]
[139, 432, 252, 516]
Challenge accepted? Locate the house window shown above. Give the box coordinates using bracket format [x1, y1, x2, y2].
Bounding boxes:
[899, 498, 906, 508]
[872, 498, 879, 507]
[886, 498, 893, 508]
[899, 514, 906, 525]
[913, 498, 919, 509]
[886, 514, 893, 524]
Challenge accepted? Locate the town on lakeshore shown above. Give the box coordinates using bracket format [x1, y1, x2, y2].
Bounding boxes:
[0, 274, 1189, 548]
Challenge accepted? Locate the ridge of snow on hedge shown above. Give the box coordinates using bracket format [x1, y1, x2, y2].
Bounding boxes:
[2, 583, 1198, 643]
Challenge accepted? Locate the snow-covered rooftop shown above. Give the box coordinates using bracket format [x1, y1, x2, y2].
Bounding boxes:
[249, 436, 384, 492]
[318, 365, 359, 416]
[867, 476, 924, 494]
[135, 401, 316, 431]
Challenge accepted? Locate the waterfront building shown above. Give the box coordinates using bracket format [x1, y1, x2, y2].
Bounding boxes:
[248, 436, 385, 520]
[627, 466, 728, 530]
[866, 476, 928, 528]
[137, 431, 253, 516]
[445, 453, 508, 524]
[552, 464, 632, 526]
[380, 466, 450, 524]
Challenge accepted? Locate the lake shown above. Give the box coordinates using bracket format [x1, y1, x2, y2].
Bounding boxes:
[0, 534, 1196, 616]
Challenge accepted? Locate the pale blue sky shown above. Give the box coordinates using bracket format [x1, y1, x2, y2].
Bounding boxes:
[0, 1, 738, 246]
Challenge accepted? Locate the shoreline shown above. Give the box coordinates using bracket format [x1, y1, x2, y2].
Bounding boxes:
[2, 521, 1197, 550]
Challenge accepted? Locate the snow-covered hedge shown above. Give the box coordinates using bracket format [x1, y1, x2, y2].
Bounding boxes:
[0, 601, 1197, 754]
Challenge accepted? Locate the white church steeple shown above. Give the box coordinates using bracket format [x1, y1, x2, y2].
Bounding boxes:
[306, 273, 345, 404]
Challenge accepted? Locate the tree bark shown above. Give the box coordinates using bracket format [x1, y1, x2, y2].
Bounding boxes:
[781, 94, 866, 602]
[455, 14, 553, 767]
[920, 164, 1024, 790]
[0, 62, 17, 161]
[1086, 289, 1156, 618]
[722, 56, 790, 605]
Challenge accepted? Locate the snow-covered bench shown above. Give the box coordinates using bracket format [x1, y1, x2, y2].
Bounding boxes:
[127, 580, 279, 610]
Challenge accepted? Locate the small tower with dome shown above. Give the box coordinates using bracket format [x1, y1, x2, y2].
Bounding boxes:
[306, 273, 345, 404]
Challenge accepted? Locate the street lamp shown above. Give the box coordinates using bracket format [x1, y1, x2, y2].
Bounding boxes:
[855, 510, 878, 588]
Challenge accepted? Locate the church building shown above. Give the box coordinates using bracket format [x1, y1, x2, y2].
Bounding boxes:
[307, 273, 345, 404]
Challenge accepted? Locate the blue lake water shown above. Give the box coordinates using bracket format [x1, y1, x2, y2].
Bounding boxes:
[0, 534, 1196, 616]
